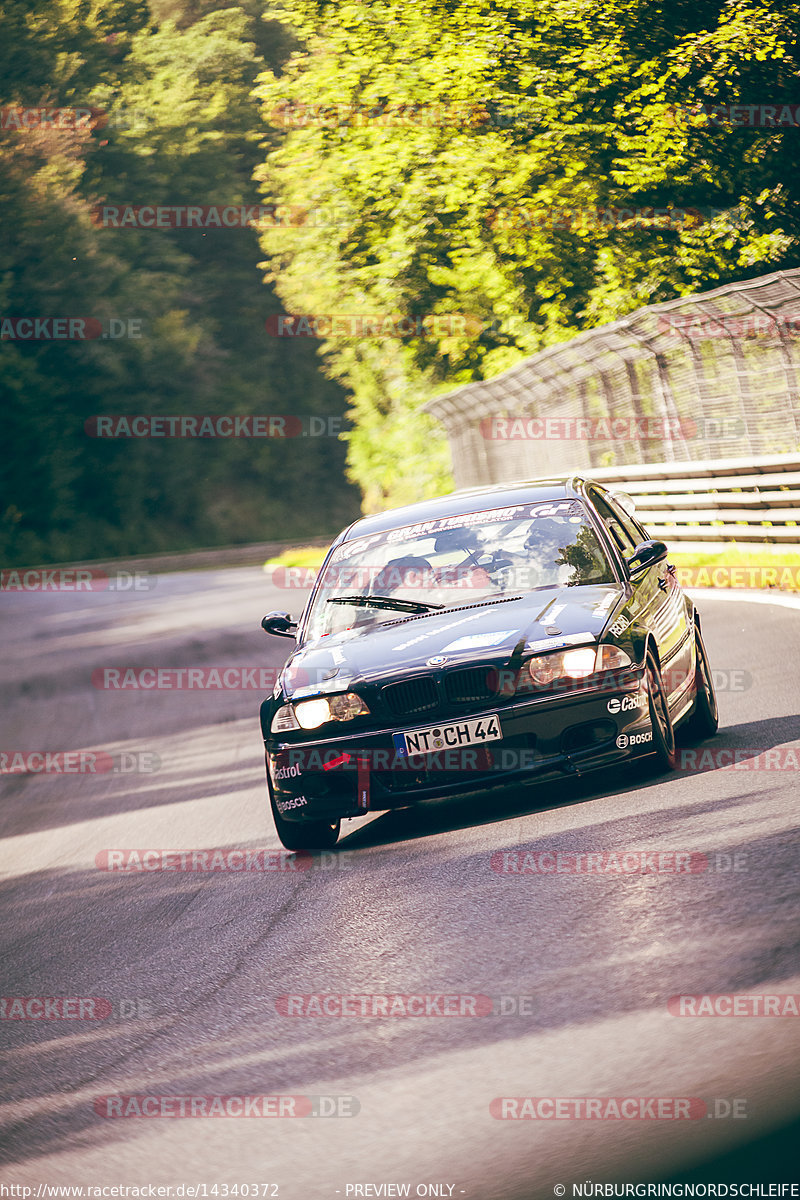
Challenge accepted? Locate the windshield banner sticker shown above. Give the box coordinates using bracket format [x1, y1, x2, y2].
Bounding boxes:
[328, 501, 581, 562]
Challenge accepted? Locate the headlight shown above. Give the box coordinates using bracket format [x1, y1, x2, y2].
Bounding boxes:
[293, 692, 370, 730]
[294, 698, 332, 729]
[528, 654, 566, 686]
[525, 643, 632, 689]
[561, 647, 597, 677]
[328, 692, 370, 720]
[527, 645, 595, 686]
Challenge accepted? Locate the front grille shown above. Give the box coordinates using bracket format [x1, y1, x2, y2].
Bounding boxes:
[381, 676, 439, 717]
[444, 666, 500, 705]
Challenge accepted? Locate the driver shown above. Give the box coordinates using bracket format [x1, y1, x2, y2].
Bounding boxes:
[431, 527, 494, 592]
[370, 555, 437, 596]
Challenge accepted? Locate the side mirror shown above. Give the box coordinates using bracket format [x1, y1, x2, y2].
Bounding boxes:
[627, 540, 669, 575]
[261, 612, 297, 638]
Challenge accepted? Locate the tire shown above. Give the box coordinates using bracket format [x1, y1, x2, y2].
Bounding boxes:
[267, 773, 340, 851]
[682, 625, 719, 741]
[645, 648, 677, 771]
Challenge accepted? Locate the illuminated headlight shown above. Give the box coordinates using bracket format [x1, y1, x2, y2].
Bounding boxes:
[271, 704, 299, 733]
[293, 692, 370, 730]
[561, 647, 597, 676]
[525, 644, 632, 688]
[294, 699, 332, 730]
[527, 646, 596, 686]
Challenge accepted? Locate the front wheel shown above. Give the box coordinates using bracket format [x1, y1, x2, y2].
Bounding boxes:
[267, 775, 340, 851]
[682, 624, 719, 740]
[645, 649, 677, 771]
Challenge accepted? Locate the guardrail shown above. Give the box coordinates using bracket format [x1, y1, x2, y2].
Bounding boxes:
[424, 266, 800, 481]
[11, 536, 334, 578]
[588, 454, 800, 554]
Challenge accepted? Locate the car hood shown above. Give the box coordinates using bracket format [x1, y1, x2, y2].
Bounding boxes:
[279, 583, 624, 700]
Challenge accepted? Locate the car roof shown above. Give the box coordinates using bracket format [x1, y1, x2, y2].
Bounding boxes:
[338, 476, 589, 542]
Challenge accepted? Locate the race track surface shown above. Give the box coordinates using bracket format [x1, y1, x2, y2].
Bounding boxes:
[1, 568, 799, 1197]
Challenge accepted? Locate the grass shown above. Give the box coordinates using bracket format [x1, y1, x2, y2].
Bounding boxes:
[263, 546, 327, 570]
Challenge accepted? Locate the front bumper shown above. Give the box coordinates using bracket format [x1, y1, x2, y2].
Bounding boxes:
[265, 674, 655, 822]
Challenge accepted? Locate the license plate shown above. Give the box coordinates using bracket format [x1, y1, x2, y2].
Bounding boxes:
[393, 714, 502, 757]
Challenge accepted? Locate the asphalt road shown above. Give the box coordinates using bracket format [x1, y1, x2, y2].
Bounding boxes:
[1, 567, 799, 1198]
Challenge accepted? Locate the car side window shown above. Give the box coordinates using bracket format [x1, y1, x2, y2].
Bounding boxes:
[587, 489, 638, 556]
[603, 493, 650, 548]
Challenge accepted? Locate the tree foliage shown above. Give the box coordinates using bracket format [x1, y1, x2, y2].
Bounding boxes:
[254, 0, 800, 509]
[4, 0, 798, 557]
[1, 0, 358, 565]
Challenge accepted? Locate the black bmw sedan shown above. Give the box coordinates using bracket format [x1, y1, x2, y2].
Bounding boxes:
[259, 476, 718, 849]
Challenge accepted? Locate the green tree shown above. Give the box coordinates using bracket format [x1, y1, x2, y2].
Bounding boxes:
[1, 0, 359, 564]
[254, 0, 800, 510]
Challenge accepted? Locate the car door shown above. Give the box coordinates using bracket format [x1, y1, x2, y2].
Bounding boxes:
[587, 487, 693, 705]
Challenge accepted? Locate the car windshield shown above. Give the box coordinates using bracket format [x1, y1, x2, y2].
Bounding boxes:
[303, 498, 615, 642]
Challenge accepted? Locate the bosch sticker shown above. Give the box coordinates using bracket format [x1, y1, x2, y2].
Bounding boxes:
[616, 731, 653, 748]
[276, 795, 308, 813]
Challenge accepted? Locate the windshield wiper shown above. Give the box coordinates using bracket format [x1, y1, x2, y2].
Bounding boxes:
[327, 594, 445, 614]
